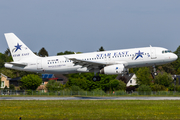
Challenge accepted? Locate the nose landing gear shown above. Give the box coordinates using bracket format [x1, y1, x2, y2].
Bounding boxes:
[152, 65, 158, 76]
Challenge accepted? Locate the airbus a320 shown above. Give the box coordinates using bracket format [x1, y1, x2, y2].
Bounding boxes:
[4, 33, 178, 81]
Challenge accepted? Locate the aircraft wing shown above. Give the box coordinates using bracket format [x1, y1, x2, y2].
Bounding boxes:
[66, 57, 129, 71]
[66, 57, 107, 70]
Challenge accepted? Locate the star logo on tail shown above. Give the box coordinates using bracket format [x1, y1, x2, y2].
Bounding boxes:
[135, 50, 144, 60]
[14, 43, 22, 52]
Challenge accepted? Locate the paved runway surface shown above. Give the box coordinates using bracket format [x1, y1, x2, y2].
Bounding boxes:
[1, 97, 180, 100]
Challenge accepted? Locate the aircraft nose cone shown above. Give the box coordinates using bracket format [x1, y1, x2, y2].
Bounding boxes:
[173, 53, 178, 60]
[175, 54, 178, 59]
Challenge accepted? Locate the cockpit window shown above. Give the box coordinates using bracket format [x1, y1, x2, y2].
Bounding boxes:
[162, 50, 172, 54]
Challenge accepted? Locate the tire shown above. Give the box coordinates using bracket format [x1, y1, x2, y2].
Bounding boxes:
[92, 76, 97, 81]
[97, 76, 101, 81]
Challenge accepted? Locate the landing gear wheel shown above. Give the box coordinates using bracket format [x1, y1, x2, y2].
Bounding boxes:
[153, 72, 158, 76]
[92, 76, 97, 82]
[97, 76, 101, 81]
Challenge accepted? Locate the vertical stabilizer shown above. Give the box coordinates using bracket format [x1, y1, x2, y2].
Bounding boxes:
[4, 33, 37, 62]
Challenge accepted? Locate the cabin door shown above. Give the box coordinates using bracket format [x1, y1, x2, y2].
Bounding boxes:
[150, 48, 157, 59]
[37, 58, 42, 69]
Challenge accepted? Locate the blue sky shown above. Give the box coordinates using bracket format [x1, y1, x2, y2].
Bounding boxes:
[0, 0, 180, 55]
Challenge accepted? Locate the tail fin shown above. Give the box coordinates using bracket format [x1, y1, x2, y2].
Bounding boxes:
[4, 33, 37, 62]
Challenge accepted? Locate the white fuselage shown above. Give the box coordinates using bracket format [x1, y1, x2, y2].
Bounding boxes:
[5, 46, 178, 74]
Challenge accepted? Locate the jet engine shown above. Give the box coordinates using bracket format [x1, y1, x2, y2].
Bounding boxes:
[100, 64, 127, 75]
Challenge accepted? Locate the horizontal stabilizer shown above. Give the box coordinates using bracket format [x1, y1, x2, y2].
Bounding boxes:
[5, 62, 28, 67]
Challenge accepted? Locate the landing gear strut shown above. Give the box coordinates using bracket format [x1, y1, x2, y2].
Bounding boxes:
[152, 65, 158, 76]
[92, 71, 101, 82]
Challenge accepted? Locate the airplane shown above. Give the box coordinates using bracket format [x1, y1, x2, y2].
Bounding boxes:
[4, 33, 178, 81]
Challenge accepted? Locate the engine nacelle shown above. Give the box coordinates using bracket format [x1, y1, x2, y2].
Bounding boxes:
[100, 64, 127, 75]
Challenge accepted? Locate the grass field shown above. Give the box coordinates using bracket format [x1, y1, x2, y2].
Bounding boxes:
[0, 100, 180, 120]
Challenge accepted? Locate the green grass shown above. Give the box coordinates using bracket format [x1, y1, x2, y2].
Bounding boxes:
[0, 100, 180, 120]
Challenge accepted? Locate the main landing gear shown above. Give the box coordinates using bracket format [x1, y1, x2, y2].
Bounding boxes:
[92, 76, 101, 82]
[92, 71, 101, 81]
